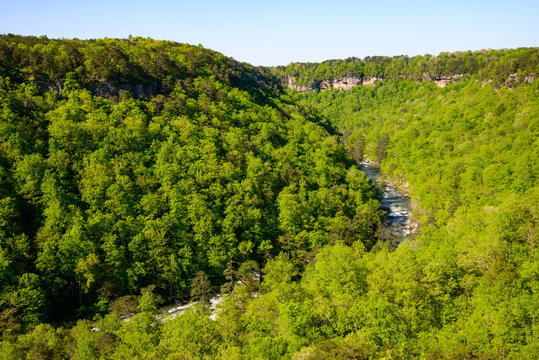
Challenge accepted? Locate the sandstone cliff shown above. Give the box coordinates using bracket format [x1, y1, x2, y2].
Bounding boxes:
[284, 76, 381, 91]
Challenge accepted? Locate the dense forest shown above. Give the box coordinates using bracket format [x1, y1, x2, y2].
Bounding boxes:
[0, 35, 537, 359]
[292, 79, 538, 358]
[272, 47, 538, 88]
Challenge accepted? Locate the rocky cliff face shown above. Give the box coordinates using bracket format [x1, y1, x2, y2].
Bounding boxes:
[426, 74, 465, 88]
[505, 73, 535, 88]
[284, 76, 377, 91]
[283, 76, 314, 91]
[283, 74, 469, 91]
[362, 77, 383, 85]
[320, 76, 363, 90]
[35, 79, 160, 98]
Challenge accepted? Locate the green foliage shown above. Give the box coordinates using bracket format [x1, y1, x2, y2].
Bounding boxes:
[290, 76, 538, 358]
[375, 133, 388, 163]
[0, 34, 282, 99]
[137, 287, 159, 315]
[190, 271, 212, 307]
[159, 308, 223, 359]
[0, 35, 536, 359]
[0, 35, 380, 335]
[272, 48, 538, 89]
[2, 324, 69, 359]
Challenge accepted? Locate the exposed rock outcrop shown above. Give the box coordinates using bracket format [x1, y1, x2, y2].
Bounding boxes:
[283, 76, 314, 91]
[362, 77, 383, 85]
[432, 74, 464, 87]
[284, 76, 378, 91]
[87, 81, 159, 98]
[282, 73, 479, 91]
[405, 218, 419, 235]
[320, 76, 363, 90]
[35, 79, 160, 99]
[505, 73, 535, 88]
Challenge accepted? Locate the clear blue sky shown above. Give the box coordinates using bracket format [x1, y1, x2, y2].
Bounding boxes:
[1, 0, 538, 66]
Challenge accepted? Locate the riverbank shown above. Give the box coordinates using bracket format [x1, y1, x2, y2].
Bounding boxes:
[359, 161, 416, 242]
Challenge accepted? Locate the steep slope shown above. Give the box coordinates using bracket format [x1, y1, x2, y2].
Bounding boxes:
[0, 36, 381, 328]
[0, 36, 537, 359]
[0, 34, 281, 99]
[271, 48, 538, 90]
[292, 77, 538, 358]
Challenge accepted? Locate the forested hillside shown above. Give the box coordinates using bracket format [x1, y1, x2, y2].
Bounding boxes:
[0, 34, 281, 97]
[292, 77, 538, 358]
[0, 35, 380, 329]
[0, 36, 537, 359]
[272, 48, 538, 89]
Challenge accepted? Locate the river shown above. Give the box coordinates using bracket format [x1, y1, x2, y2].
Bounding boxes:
[360, 162, 412, 244]
[125, 162, 412, 323]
